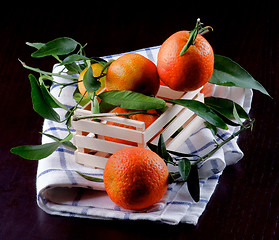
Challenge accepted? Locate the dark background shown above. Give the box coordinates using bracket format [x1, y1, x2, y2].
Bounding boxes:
[1, 2, 278, 239]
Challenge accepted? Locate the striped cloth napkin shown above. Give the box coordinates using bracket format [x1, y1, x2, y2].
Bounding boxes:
[36, 46, 253, 225]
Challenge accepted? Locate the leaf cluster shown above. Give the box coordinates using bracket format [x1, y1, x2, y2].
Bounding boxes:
[148, 115, 254, 202]
[12, 37, 107, 160]
[11, 36, 270, 165]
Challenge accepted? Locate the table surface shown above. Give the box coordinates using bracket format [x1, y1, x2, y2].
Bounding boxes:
[1, 3, 278, 239]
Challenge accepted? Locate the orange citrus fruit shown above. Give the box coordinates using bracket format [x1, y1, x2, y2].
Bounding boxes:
[157, 30, 214, 92]
[103, 147, 169, 210]
[105, 53, 160, 96]
[78, 63, 106, 96]
[104, 107, 160, 146]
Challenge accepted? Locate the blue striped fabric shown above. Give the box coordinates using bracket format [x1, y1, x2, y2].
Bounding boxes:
[36, 46, 253, 225]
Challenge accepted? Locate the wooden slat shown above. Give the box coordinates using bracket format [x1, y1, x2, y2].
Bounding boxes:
[74, 135, 134, 154]
[71, 119, 144, 143]
[166, 115, 204, 151]
[75, 151, 108, 169]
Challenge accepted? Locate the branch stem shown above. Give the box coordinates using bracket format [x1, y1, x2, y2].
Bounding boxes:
[194, 119, 255, 165]
[19, 59, 78, 80]
[72, 110, 158, 121]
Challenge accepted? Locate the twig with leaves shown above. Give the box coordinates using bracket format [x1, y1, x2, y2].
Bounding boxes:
[11, 36, 270, 165]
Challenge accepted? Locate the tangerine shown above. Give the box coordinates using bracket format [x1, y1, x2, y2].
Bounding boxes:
[104, 107, 159, 146]
[103, 147, 169, 210]
[157, 30, 214, 92]
[105, 53, 160, 96]
[78, 63, 106, 96]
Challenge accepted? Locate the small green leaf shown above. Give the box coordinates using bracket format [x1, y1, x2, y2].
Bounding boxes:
[62, 141, 77, 151]
[10, 142, 61, 160]
[73, 87, 91, 106]
[91, 96, 100, 114]
[40, 82, 68, 110]
[209, 54, 270, 97]
[158, 134, 173, 164]
[205, 97, 249, 120]
[83, 62, 101, 93]
[60, 54, 90, 65]
[26, 42, 45, 50]
[98, 90, 167, 110]
[76, 171, 104, 182]
[31, 37, 78, 58]
[147, 142, 198, 158]
[147, 142, 158, 154]
[178, 158, 191, 181]
[167, 99, 228, 130]
[180, 18, 201, 56]
[233, 103, 243, 126]
[204, 121, 218, 135]
[41, 132, 76, 150]
[187, 165, 200, 202]
[29, 74, 60, 122]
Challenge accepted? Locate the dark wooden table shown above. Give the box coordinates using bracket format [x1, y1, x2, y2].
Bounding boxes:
[1, 3, 278, 239]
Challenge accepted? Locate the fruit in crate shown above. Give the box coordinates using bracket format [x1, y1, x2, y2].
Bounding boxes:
[104, 107, 160, 146]
[105, 53, 160, 96]
[103, 147, 169, 210]
[157, 21, 214, 92]
[78, 63, 106, 96]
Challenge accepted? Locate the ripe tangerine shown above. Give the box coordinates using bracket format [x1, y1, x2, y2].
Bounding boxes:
[157, 30, 214, 92]
[103, 147, 169, 210]
[105, 53, 160, 96]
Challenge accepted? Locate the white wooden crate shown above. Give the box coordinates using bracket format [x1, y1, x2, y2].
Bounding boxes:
[71, 85, 205, 169]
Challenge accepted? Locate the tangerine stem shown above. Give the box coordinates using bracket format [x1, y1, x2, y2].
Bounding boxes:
[179, 19, 213, 56]
[199, 26, 213, 36]
[180, 18, 202, 56]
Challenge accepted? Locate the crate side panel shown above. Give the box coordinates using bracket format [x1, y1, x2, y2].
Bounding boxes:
[74, 135, 134, 154]
[72, 119, 144, 142]
[75, 151, 107, 169]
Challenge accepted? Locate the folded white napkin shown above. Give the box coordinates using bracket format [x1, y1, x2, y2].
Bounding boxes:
[36, 46, 253, 225]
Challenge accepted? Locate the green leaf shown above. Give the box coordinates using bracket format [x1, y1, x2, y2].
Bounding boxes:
[83, 62, 101, 93]
[209, 54, 270, 97]
[158, 134, 173, 164]
[147, 142, 158, 154]
[76, 171, 104, 182]
[29, 74, 60, 122]
[233, 103, 244, 126]
[205, 97, 249, 119]
[91, 96, 100, 114]
[40, 82, 68, 110]
[41, 132, 77, 150]
[167, 99, 228, 130]
[180, 18, 201, 56]
[187, 165, 200, 202]
[62, 141, 77, 151]
[147, 142, 198, 158]
[60, 54, 90, 65]
[31, 37, 78, 58]
[178, 158, 191, 181]
[26, 42, 44, 50]
[204, 121, 218, 135]
[73, 87, 91, 106]
[10, 142, 61, 160]
[98, 90, 167, 110]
